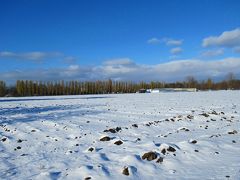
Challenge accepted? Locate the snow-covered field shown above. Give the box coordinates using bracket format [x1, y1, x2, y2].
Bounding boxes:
[0, 91, 239, 180]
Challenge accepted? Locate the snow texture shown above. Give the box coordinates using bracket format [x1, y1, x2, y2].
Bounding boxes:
[0, 91, 240, 179]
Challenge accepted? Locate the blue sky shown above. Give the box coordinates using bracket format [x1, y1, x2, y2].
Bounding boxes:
[0, 0, 240, 83]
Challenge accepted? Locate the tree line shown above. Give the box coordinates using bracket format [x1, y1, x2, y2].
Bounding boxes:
[0, 76, 240, 97]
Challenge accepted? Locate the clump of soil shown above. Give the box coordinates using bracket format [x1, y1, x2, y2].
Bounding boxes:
[122, 167, 129, 176]
[104, 127, 121, 133]
[84, 177, 92, 180]
[142, 151, 158, 161]
[161, 149, 166, 155]
[1, 137, 7, 142]
[88, 147, 94, 152]
[14, 146, 22, 151]
[187, 115, 194, 119]
[199, 113, 209, 117]
[180, 127, 190, 131]
[100, 136, 111, 141]
[190, 140, 197, 144]
[132, 124, 138, 128]
[228, 130, 238, 134]
[210, 110, 219, 115]
[17, 139, 23, 143]
[156, 157, 164, 163]
[167, 146, 176, 152]
[114, 140, 123, 145]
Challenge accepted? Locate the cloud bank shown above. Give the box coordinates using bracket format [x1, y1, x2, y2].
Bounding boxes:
[1, 58, 240, 84]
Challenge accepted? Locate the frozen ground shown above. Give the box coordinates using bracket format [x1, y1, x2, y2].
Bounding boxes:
[0, 91, 240, 180]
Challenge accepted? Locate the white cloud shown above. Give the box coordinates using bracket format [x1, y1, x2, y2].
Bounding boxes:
[147, 37, 183, 46]
[201, 49, 224, 58]
[62, 56, 78, 64]
[170, 47, 183, 55]
[2, 57, 240, 84]
[0, 51, 63, 62]
[233, 46, 240, 53]
[166, 39, 183, 46]
[202, 28, 240, 48]
[169, 55, 179, 60]
[103, 58, 134, 66]
[147, 38, 160, 44]
[0, 51, 15, 57]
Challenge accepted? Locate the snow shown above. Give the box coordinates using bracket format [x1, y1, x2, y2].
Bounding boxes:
[0, 91, 240, 179]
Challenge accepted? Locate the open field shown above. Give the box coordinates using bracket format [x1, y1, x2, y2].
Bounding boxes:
[0, 91, 240, 179]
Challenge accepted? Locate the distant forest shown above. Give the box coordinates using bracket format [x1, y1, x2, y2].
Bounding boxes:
[0, 74, 240, 97]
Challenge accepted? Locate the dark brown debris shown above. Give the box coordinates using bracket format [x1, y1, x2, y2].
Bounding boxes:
[1, 137, 7, 142]
[122, 167, 130, 176]
[88, 147, 94, 152]
[210, 111, 218, 115]
[190, 140, 197, 144]
[108, 129, 117, 133]
[104, 127, 121, 133]
[199, 113, 209, 117]
[187, 115, 194, 119]
[167, 146, 176, 152]
[180, 127, 190, 132]
[142, 151, 158, 161]
[156, 157, 164, 163]
[17, 139, 23, 143]
[84, 177, 92, 180]
[228, 130, 238, 135]
[161, 149, 166, 155]
[132, 124, 138, 128]
[114, 140, 123, 145]
[100, 136, 111, 141]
